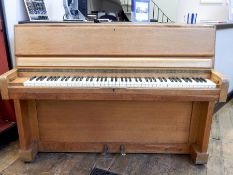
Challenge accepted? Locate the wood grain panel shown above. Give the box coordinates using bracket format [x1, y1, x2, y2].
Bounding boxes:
[36, 100, 192, 144]
[8, 87, 220, 101]
[16, 57, 213, 68]
[39, 142, 190, 154]
[14, 100, 39, 150]
[15, 24, 215, 57]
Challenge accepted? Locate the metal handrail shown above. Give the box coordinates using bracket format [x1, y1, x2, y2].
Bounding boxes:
[121, 0, 174, 23]
[151, 0, 174, 23]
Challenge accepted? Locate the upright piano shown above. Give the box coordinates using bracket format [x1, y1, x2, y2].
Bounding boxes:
[0, 23, 228, 164]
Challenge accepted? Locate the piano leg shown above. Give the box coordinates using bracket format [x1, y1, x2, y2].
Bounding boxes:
[190, 144, 209, 165]
[189, 101, 215, 164]
[14, 100, 39, 162]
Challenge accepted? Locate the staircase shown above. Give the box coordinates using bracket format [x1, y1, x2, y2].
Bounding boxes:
[120, 0, 174, 23]
[120, 0, 132, 21]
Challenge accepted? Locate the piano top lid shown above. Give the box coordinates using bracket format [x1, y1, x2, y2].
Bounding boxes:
[15, 22, 215, 28]
[14, 23, 216, 69]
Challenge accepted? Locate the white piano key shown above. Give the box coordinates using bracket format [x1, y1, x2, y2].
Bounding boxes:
[23, 76, 217, 90]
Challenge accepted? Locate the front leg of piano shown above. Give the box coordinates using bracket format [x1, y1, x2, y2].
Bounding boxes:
[189, 101, 215, 164]
[211, 70, 229, 102]
[14, 100, 39, 162]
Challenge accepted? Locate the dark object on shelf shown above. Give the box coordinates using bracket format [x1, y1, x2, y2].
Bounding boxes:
[150, 19, 158, 22]
[90, 168, 119, 175]
[63, 0, 86, 21]
[23, 0, 49, 21]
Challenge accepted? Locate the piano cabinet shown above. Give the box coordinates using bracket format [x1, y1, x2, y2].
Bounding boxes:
[0, 68, 228, 164]
[13, 99, 214, 164]
[0, 23, 229, 164]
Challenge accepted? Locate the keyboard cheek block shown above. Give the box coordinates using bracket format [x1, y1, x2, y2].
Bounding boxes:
[0, 24, 228, 164]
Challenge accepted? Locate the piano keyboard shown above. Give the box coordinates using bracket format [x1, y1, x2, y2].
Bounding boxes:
[23, 76, 217, 89]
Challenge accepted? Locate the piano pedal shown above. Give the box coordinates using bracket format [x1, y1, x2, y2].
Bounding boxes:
[120, 145, 126, 156]
[102, 144, 109, 156]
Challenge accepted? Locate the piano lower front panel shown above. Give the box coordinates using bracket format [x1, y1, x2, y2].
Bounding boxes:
[32, 100, 193, 153]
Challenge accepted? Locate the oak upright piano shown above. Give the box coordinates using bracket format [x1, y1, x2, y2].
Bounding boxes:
[0, 23, 229, 164]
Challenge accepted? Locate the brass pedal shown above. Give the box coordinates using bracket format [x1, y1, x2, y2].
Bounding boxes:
[102, 144, 109, 156]
[120, 145, 126, 156]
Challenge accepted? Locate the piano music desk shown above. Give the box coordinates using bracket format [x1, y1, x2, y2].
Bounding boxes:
[0, 23, 228, 164]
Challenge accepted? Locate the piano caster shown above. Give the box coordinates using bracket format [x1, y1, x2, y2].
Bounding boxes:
[102, 144, 109, 156]
[120, 145, 126, 156]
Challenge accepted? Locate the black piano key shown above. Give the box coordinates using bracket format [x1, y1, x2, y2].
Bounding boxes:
[168, 77, 172, 82]
[51, 76, 56, 81]
[61, 76, 66, 81]
[55, 76, 60, 81]
[198, 78, 205, 83]
[36, 76, 42, 81]
[72, 76, 76, 81]
[139, 78, 142, 82]
[65, 76, 70, 81]
[48, 76, 52, 81]
[75, 77, 80, 81]
[111, 77, 113, 82]
[29, 76, 37, 81]
[192, 78, 199, 83]
[185, 78, 189, 82]
[47, 76, 52, 81]
[187, 78, 192, 83]
[182, 78, 187, 83]
[129, 77, 132, 82]
[162, 77, 167, 82]
[176, 78, 182, 83]
[152, 77, 156, 82]
[40, 76, 47, 81]
[196, 78, 201, 82]
[159, 77, 163, 82]
[200, 77, 207, 83]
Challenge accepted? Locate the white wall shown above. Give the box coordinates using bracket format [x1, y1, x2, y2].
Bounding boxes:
[44, 0, 64, 21]
[177, 0, 229, 23]
[215, 28, 233, 93]
[2, 0, 28, 66]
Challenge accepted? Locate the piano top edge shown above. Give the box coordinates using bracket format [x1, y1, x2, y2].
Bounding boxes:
[14, 23, 215, 29]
